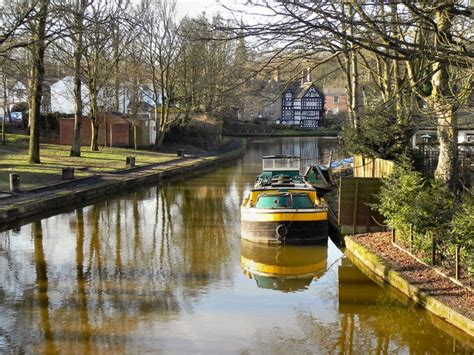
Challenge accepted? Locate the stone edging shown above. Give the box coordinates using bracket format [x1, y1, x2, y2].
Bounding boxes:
[345, 236, 474, 337]
[0, 139, 246, 230]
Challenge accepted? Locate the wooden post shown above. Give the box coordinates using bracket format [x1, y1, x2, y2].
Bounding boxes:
[409, 224, 414, 250]
[61, 167, 75, 180]
[352, 179, 359, 235]
[126, 156, 135, 167]
[9, 173, 20, 192]
[455, 245, 460, 280]
[391, 228, 395, 243]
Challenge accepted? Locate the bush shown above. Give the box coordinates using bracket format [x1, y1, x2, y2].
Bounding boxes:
[341, 108, 413, 159]
[375, 162, 456, 257]
[451, 193, 474, 274]
[166, 114, 222, 148]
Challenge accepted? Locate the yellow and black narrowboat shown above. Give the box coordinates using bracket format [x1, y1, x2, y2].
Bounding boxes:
[241, 155, 329, 244]
[240, 239, 328, 292]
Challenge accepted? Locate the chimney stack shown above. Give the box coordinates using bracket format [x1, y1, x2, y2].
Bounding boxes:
[301, 68, 311, 87]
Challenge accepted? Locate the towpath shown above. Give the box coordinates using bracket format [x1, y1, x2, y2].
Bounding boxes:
[0, 138, 245, 229]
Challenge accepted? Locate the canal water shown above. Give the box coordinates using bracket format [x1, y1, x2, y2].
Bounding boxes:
[0, 137, 472, 353]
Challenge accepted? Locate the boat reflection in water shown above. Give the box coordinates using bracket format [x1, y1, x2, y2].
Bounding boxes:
[240, 239, 327, 292]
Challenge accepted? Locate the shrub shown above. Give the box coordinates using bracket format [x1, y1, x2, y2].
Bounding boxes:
[375, 162, 456, 257]
[375, 162, 425, 234]
[451, 193, 474, 274]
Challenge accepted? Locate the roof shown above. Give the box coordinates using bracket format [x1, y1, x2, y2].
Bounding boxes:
[284, 81, 323, 99]
[263, 155, 300, 159]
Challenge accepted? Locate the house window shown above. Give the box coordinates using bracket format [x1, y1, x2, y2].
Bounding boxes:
[301, 119, 317, 128]
[333, 107, 339, 114]
[283, 111, 292, 119]
[333, 95, 339, 103]
[306, 88, 320, 98]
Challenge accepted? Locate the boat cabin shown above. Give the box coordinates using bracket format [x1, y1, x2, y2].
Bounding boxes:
[257, 155, 302, 186]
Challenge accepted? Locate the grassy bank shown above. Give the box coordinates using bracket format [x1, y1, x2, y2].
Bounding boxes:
[273, 128, 339, 137]
[0, 134, 176, 191]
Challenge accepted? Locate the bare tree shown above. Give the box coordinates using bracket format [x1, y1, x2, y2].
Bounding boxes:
[0, 0, 38, 56]
[81, 0, 131, 151]
[69, 0, 89, 157]
[0, 63, 9, 145]
[235, 0, 473, 190]
[138, 0, 183, 147]
[28, 0, 49, 163]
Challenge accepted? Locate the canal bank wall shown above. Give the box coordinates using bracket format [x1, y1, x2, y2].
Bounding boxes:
[345, 236, 474, 338]
[0, 139, 246, 231]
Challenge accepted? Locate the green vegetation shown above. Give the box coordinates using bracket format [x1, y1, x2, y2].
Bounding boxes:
[375, 163, 473, 276]
[271, 126, 339, 137]
[0, 134, 175, 190]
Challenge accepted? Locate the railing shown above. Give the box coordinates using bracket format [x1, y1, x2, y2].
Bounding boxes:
[412, 147, 473, 187]
[391, 227, 472, 288]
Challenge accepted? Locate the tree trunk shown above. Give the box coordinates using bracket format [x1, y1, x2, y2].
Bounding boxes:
[28, 0, 49, 164]
[70, 0, 86, 157]
[156, 128, 165, 147]
[90, 117, 99, 151]
[89, 93, 99, 151]
[342, 3, 359, 131]
[1, 71, 7, 145]
[430, 6, 458, 191]
[433, 102, 457, 189]
[134, 124, 137, 150]
[154, 105, 160, 146]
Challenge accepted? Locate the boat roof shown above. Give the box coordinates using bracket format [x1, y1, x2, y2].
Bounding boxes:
[252, 181, 315, 192]
[262, 155, 300, 159]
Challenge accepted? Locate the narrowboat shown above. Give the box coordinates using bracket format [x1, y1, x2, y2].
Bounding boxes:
[241, 155, 329, 244]
[303, 157, 353, 196]
[240, 239, 327, 292]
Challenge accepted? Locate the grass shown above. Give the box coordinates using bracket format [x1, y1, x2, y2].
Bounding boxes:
[273, 128, 339, 137]
[0, 134, 176, 191]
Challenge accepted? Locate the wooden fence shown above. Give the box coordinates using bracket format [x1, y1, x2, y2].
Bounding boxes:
[338, 177, 386, 235]
[353, 155, 394, 178]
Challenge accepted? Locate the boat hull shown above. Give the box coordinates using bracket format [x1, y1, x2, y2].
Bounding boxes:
[241, 209, 328, 244]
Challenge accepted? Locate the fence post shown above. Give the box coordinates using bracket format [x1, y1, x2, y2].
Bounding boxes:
[409, 224, 414, 251]
[455, 245, 460, 280]
[9, 174, 20, 192]
[391, 228, 396, 243]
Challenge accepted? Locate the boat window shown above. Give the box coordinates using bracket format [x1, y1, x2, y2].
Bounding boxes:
[292, 195, 314, 209]
[255, 195, 289, 209]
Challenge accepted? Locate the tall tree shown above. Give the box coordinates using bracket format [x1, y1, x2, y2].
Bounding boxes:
[69, 0, 89, 157]
[237, 0, 473, 190]
[139, 0, 183, 147]
[82, 0, 130, 150]
[28, 0, 50, 163]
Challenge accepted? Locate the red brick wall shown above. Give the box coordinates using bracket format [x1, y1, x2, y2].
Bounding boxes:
[60, 117, 131, 147]
[325, 94, 347, 115]
[59, 119, 75, 145]
[111, 124, 131, 146]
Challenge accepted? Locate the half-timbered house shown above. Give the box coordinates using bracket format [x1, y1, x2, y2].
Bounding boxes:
[281, 81, 325, 128]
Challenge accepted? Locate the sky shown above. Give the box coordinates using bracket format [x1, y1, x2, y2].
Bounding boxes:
[175, 0, 232, 18]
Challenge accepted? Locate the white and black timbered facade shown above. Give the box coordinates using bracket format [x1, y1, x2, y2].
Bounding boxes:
[281, 82, 325, 128]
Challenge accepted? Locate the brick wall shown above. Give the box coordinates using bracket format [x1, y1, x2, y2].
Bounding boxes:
[60, 117, 132, 147]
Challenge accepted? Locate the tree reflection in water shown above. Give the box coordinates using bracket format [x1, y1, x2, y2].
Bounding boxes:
[241, 257, 473, 354]
[0, 137, 472, 353]
[32, 221, 57, 354]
